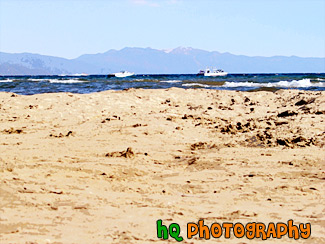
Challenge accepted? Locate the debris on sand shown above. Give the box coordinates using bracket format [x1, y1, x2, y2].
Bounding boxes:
[2, 128, 23, 134]
[105, 147, 135, 158]
[49, 131, 74, 138]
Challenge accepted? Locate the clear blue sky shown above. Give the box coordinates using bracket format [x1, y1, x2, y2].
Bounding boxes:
[0, 0, 324, 59]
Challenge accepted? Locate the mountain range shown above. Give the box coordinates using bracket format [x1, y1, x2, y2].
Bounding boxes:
[0, 47, 324, 75]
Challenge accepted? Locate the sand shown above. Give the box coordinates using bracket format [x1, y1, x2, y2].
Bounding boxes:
[0, 88, 324, 243]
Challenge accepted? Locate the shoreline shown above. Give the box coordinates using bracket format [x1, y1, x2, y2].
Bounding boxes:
[0, 88, 324, 243]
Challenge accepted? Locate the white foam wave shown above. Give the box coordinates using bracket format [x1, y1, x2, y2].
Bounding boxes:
[161, 80, 182, 83]
[223, 79, 325, 88]
[25, 78, 88, 83]
[134, 78, 160, 82]
[27, 78, 46, 81]
[0, 79, 13, 82]
[48, 79, 89, 83]
[182, 83, 210, 88]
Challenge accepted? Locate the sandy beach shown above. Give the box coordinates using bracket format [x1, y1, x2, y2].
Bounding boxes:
[0, 88, 324, 243]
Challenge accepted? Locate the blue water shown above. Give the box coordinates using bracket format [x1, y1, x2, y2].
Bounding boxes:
[0, 73, 324, 95]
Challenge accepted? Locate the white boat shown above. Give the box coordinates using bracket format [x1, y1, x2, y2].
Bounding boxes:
[204, 68, 228, 77]
[114, 71, 134, 78]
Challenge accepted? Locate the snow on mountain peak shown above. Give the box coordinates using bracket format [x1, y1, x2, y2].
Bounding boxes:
[162, 47, 194, 54]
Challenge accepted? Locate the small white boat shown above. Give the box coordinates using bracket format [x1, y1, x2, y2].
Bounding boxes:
[204, 68, 228, 77]
[114, 71, 134, 78]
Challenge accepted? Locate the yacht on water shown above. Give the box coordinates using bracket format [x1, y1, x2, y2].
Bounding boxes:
[197, 68, 228, 77]
[114, 71, 134, 78]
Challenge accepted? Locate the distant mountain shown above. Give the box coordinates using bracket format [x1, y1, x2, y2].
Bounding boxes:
[1, 47, 324, 75]
[0, 52, 102, 75]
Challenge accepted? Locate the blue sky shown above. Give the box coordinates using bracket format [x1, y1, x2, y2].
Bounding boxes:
[0, 0, 324, 59]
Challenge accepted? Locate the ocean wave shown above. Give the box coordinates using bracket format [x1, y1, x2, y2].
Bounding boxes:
[22, 78, 89, 83]
[223, 79, 325, 88]
[160, 80, 182, 83]
[48, 79, 90, 83]
[27, 78, 47, 81]
[0, 79, 13, 82]
[133, 78, 159, 82]
[182, 83, 210, 88]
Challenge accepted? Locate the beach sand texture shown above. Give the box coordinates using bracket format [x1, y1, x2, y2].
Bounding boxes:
[0, 88, 324, 243]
